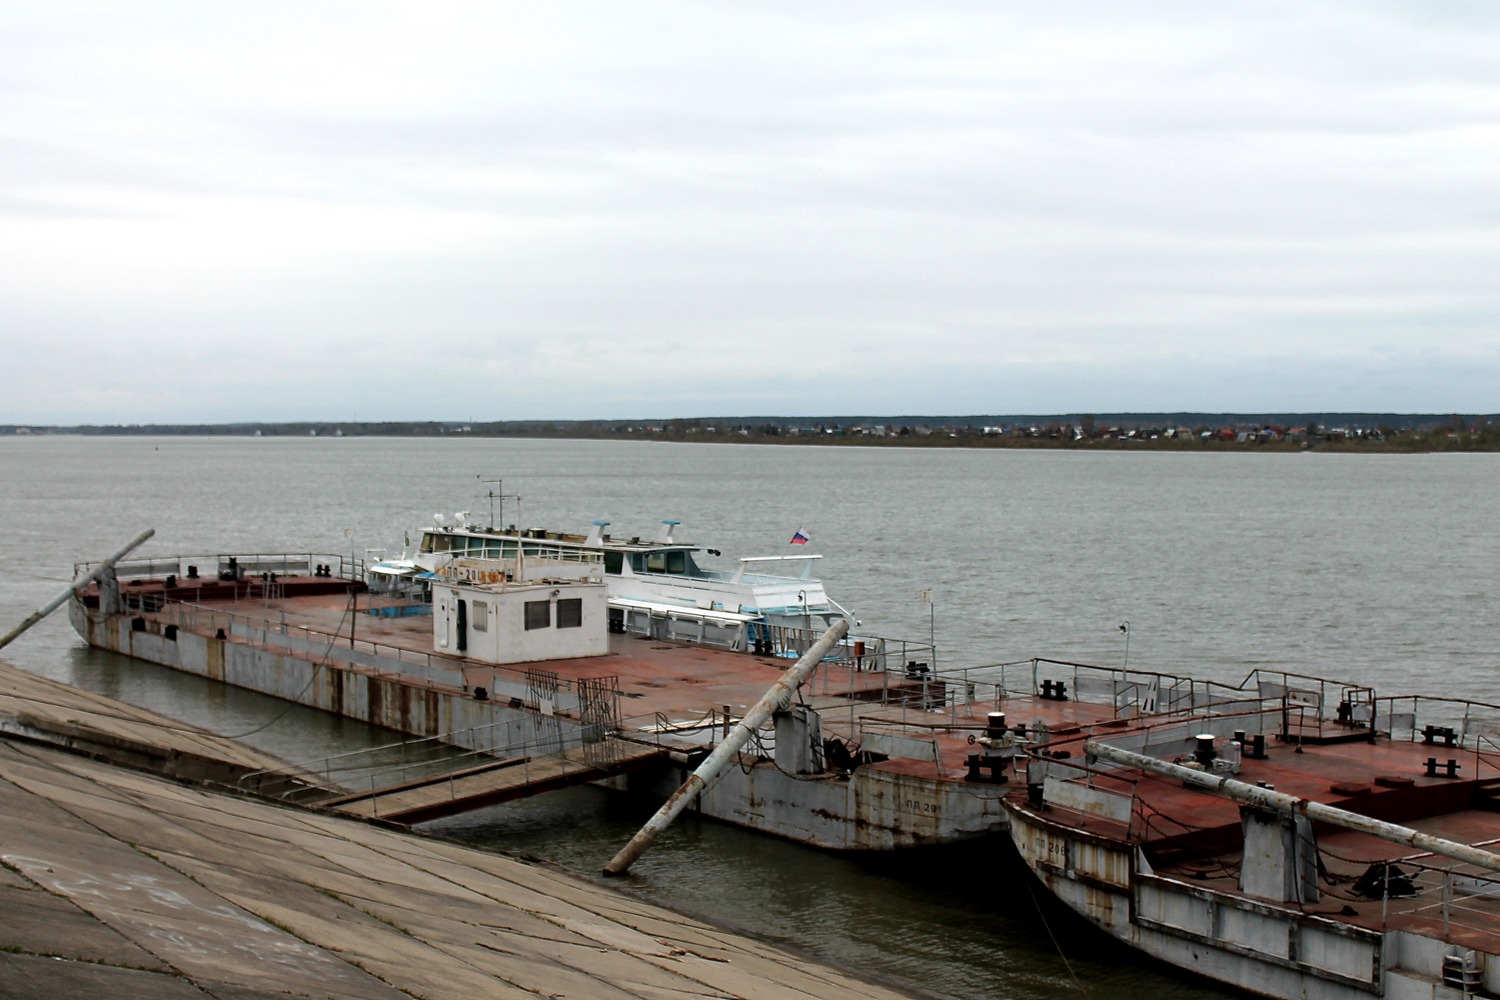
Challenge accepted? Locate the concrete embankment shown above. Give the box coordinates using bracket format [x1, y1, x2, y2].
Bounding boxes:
[0, 657, 318, 795]
[0, 659, 917, 1000]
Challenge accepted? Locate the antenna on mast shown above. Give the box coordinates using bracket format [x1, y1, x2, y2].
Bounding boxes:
[478, 476, 521, 529]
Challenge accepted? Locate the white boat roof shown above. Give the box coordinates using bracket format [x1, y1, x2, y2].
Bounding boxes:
[608, 596, 761, 625]
[737, 554, 821, 564]
[425, 525, 700, 553]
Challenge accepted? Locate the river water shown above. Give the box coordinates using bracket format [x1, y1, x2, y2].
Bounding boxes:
[1, 435, 1496, 999]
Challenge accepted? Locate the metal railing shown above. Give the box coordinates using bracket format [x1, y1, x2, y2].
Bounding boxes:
[1133, 795, 1500, 932]
[240, 712, 599, 803]
[1397, 857, 1500, 943]
[861, 659, 1413, 742]
[812, 656, 1257, 728]
[137, 597, 611, 704]
[78, 551, 366, 584]
[1378, 693, 1500, 755]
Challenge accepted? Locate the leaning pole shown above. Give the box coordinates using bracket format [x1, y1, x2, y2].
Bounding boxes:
[0, 529, 155, 653]
[1086, 739, 1500, 872]
[603, 617, 850, 875]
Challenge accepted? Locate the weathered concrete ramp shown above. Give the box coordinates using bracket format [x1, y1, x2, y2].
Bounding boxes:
[0, 735, 914, 1000]
[323, 738, 669, 824]
[0, 656, 309, 790]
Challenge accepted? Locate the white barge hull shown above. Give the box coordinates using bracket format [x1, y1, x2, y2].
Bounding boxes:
[70, 600, 1006, 851]
[1007, 802, 1499, 1000]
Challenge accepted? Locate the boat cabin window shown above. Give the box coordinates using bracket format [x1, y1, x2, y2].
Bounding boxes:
[557, 599, 583, 629]
[471, 600, 488, 632]
[603, 551, 623, 575]
[524, 600, 550, 631]
[423, 533, 520, 559]
[643, 550, 689, 575]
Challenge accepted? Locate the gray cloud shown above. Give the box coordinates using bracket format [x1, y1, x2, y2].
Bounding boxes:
[3, 2, 1498, 423]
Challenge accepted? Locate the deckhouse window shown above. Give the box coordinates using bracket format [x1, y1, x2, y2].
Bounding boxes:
[603, 551, 623, 575]
[471, 600, 488, 632]
[557, 599, 583, 629]
[524, 600, 550, 630]
[644, 550, 688, 575]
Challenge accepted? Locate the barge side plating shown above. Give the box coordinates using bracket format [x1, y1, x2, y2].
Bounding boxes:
[69, 550, 1022, 850]
[71, 546, 1500, 998]
[1005, 683, 1500, 999]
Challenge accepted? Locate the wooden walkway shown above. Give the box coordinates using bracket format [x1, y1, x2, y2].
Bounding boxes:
[321, 738, 669, 825]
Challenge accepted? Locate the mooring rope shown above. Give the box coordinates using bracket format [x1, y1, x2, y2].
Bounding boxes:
[220, 597, 354, 740]
[1021, 859, 1095, 999]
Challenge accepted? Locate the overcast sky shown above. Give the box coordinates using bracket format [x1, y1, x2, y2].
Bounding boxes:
[4, 2, 1498, 424]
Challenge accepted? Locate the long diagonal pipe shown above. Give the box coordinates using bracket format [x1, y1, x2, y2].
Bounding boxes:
[603, 617, 849, 875]
[1084, 739, 1500, 873]
[0, 528, 155, 653]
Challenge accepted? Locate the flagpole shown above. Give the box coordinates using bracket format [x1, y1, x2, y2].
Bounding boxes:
[930, 597, 936, 670]
[919, 587, 935, 670]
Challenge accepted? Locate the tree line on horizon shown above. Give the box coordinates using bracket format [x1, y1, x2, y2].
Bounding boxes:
[5, 413, 1498, 451]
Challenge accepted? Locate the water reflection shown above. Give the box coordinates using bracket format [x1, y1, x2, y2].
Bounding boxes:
[4, 437, 1495, 1000]
[427, 792, 1238, 1000]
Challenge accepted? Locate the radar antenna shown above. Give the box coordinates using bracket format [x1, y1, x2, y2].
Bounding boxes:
[478, 476, 521, 529]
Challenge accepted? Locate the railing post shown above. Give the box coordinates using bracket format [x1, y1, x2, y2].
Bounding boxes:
[1442, 871, 1452, 937]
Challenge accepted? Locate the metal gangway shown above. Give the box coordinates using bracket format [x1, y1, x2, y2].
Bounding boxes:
[239, 720, 668, 826]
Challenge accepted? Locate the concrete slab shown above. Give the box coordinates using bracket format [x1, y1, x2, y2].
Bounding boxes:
[0, 883, 170, 971]
[0, 860, 30, 889]
[0, 657, 296, 782]
[0, 952, 209, 1000]
[0, 731, 918, 1000]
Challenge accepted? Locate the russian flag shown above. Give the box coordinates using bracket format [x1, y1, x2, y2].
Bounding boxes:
[790, 530, 809, 545]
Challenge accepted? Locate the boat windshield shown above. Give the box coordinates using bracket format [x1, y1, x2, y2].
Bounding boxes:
[630, 549, 703, 577]
[424, 533, 509, 556]
[421, 532, 571, 561]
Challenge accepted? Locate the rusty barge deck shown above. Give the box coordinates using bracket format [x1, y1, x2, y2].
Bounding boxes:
[1005, 682, 1500, 999]
[67, 552, 1500, 996]
[72, 565, 1127, 849]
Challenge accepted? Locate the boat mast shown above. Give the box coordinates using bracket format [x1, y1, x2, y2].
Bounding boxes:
[478, 477, 521, 530]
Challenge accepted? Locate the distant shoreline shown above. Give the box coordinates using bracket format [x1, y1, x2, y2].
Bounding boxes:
[5, 416, 1498, 453]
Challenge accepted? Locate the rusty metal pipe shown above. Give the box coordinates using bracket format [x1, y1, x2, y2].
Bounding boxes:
[1085, 739, 1500, 873]
[0, 529, 155, 653]
[603, 617, 849, 875]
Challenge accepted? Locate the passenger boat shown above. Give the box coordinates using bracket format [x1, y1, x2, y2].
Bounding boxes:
[372, 514, 854, 634]
[1003, 672, 1500, 998]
